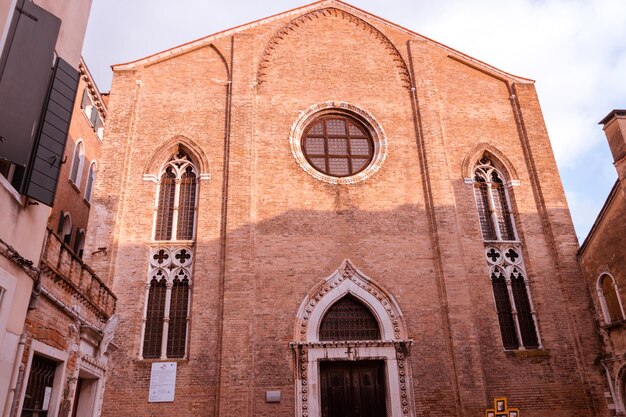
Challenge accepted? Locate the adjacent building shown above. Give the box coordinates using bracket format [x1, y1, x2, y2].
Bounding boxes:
[85, 1, 609, 416]
[579, 109, 626, 415]
[0, 2, 117, 417]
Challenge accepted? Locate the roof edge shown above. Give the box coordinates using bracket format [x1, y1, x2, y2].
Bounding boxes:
[599, 109, 626, 126]
[111, 0, 534, 84]
[578, 180, 620, 256]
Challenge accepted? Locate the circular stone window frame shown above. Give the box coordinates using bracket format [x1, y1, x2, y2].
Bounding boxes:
[290, 101, 387, 185]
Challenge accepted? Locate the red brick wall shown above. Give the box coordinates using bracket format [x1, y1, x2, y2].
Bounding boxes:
[87, 4, 608, 417]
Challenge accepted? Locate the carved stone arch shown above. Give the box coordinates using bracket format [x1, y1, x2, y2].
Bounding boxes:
[257, 7, 411, 89]
[143, 136, 210, 181]
[291, 259, 415, 417]
[294, 259, 407, 341]
[462, 142, 519, 183]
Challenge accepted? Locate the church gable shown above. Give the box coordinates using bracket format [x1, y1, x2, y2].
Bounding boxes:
[256, 7, 411, 90]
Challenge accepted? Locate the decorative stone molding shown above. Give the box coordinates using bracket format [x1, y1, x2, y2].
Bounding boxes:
[143, 136, 210, 180]
[257, 7, 411, 89]
[292, 260, 415, 417]
[290, 102, 388, 185]
[461, 142, 519, 183]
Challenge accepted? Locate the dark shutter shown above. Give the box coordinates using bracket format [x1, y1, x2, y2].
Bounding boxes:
[24, 58, 79, 205]
[0, 0, 61, 166]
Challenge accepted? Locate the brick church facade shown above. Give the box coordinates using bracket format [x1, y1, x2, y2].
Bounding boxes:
[85, 1, 609, 416]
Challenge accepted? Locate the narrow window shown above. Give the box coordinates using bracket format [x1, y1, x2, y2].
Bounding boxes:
[69, 141, 85, 187]
[166, 271, 190, 358]
[473, 157, 516, 241]
[153, 151, 197, 241]
[21, 355, 58, 417]
[142, 147, 198, 359]
[491, 267, 517, 349]
[58, 212, 72, 246]
[598, 274, 624, 324]
[475, 155, 540, 349]
[73, 229, 85, 259]
[142, 272, 167, 359]
[84, 162, 96, 202]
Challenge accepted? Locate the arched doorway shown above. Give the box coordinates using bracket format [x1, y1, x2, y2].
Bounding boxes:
[292, 260, 415, 417]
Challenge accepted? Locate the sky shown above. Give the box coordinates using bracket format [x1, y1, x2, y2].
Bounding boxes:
[82, 0, 626, 242]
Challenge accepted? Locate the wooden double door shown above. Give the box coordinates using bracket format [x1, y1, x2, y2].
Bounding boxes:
[320, 360, 387, 417]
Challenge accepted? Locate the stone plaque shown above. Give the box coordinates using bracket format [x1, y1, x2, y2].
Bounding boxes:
[149, 362, 177, 402]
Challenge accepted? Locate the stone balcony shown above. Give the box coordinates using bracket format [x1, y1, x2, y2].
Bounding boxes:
[39, 228, 116, 320]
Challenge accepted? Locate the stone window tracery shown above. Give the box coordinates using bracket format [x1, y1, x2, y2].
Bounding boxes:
[141, 247, 193, 359]
[473, 156, 541, 350]
[142, 147, 198, 360]
[473, 157, 516, 241]
[319, 295, 381, 341]
[153, 151, 198, 241]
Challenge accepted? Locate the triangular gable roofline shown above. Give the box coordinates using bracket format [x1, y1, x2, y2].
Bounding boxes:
[111, 0, 534, 84]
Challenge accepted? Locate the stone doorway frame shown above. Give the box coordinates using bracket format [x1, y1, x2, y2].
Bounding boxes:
[291, 260, 415, 417]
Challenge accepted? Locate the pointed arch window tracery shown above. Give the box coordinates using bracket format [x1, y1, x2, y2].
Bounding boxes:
[142, 148, 198, 360]
[319, 295, 381, 341]
[154, 152, 198, 241]
[473, 155, 541, 350]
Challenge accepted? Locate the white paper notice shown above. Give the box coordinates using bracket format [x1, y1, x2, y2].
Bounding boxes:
[148, 362, 177, 403]
[42, 386, 52, 410]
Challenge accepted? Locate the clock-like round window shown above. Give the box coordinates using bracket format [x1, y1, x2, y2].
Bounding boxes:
[301, 115, 374, 177]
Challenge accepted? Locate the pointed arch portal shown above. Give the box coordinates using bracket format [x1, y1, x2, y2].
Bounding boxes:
[292, 260, 415, 417]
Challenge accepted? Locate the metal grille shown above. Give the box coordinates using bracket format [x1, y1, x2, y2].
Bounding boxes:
[167, 275, 189, 358]
[602, 275, 623, 322]
[511, 270, 538, 348]
[319, 296, 381, 341]
[491, 175, 515, 240]
[143, 277, 167, 358]
[154, 169, 175, 240]
[474, 180, 496, 240]
[491, 270, 518, 349]
[21, 355, 57, 417]
[302, 115, 373, 177]
[176, 167, 196, 240]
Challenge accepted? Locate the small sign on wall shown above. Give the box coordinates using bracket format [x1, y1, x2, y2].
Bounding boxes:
[149, 362, 177, 403]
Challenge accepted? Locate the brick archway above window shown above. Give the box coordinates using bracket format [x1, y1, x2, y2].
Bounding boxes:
[290, 102, 387, 184]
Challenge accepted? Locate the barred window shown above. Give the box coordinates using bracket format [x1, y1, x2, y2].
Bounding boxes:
[487, 252, 540, 350]
[473, 157, 516, 241]
[598, 274, 624, 324]
[153, 151, 198, 241]
[476, 154, 541, 350]
[319, 295, 381, 341]
[301, 115, 374, 177]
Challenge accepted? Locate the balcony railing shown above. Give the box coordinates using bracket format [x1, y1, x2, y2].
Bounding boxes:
[40, 228, 116, 319]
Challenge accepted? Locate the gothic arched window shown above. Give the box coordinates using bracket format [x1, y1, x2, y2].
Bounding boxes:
[142, 148, 198, 360]
[319, 295, 381, 341]
[153, 151, 198, 241]
[476, 155, 541, 350]
[473, 157, 516, 241]
[597, 274, 624, 324]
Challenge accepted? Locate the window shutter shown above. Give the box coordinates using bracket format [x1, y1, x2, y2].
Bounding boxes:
[24, 58, 79, 205]
[0, 0, 61, 167]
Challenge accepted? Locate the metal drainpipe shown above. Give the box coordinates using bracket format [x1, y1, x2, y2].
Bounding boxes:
[2, 332, 26, 417]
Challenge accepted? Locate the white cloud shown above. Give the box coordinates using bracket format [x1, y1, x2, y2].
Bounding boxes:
[83, 0, 626, 238]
